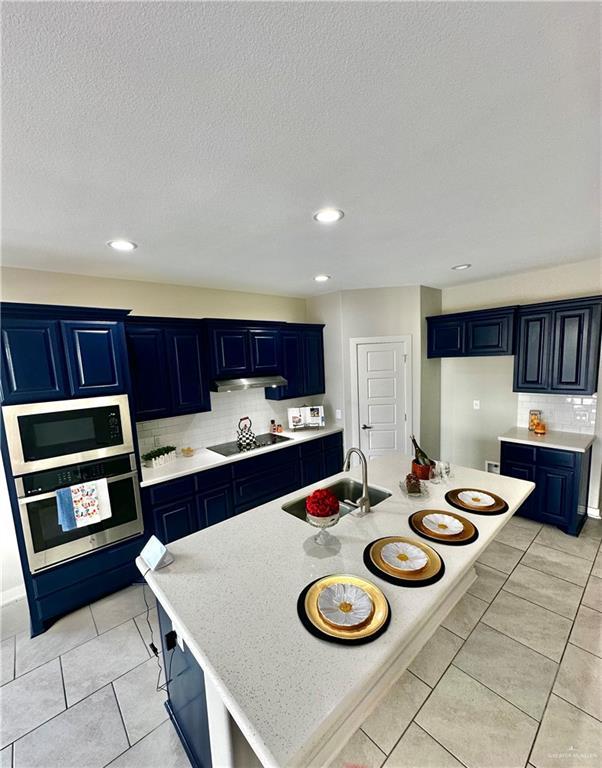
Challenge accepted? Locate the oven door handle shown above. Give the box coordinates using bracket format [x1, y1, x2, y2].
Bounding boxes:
[17, 471, 140, 504]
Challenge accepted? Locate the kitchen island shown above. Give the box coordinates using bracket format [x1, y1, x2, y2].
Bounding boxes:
[137, 453, 534, 768]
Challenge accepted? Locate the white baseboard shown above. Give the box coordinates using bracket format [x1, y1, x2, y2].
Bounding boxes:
[1, 584, 26, 608]
[587, 506, 601, 520]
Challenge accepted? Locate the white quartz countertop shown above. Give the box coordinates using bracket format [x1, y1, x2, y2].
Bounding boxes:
[498, 426, 595, 453]
[139, 426, 343, 487]
[137, 453, 534, 768]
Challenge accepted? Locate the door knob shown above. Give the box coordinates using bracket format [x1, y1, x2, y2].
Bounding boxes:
[361, 424, 373, 430]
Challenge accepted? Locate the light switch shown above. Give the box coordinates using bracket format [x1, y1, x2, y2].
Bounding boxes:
[335, 409, 342, 420]
[473, 400, 480, 410]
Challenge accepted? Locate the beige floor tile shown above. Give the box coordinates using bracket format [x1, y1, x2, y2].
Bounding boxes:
[476, 540, 523, 575]
[13, 685, 128, 768]
[0, 745, 11, 768]
[503, 564, 584, 619]
[591, 549, 602, 579]
[15, 605, 97, 676]
[569, 605, 602, 658]
[90, 585, 149, 634]
[581, 518, 602, 542]
[553, 643, 602, 720]
[582, 575, 602, 612]
[534, 526, 599, 562]
[133, 606, 160, 650]
[0, 599, 29, 641]
[362, 671, 430, 754]
[415, 666, 537, 768]
[107, 720, 192, 768]
[496, 520, 539, 551]
[331, 730, 385, 768]
[0, 637, 15, 686]
[509, 516, 542, 533]
[113, 658, 167, 745]
[521, 543, 591, 587]
[454, 623, 557, 720]
[467, 563, 507, 603]
[384, 723, 463, 768]
[0, 658, 65, 748]
[441, 593, 488, 639]
[409, 626, 463, 687]
[482, 591, 571, 661]
[530, 694, 601, 768]
[61, 620, 149, 706]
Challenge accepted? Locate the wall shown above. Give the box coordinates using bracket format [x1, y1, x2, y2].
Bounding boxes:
[0, 267, 307, 322]
[440, 258, 602, 512]
[137, 389, 323, 456]
[0, 470, 25, 604]
[307, 286, 442, 458]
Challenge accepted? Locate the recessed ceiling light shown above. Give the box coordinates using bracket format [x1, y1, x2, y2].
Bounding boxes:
[107, 239, 137, 252]
[314, 274, 331, 282]
[313, 208, 344, 224]
[451, 263, 471, 271]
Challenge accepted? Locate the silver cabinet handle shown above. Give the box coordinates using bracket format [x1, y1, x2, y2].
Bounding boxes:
[361, 424, 373, 430]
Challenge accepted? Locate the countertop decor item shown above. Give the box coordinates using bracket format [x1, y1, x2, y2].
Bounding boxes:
[422, 512, 464, 536]
[445, 488, 508, 515]
[181, 447, 195, 457]
[409, 510, 478, 546]
[534, 420, 547, 435]
[306, 488, 340, 545]
[399, 478, 429, 499]
[363, 536, 445, 586]
[236, 416, 257, 451]
[297, 574, 390, 644]
[141, 446, 177, 469]
[410, 434, 435, 480]
[528, 409, 542, 431]
[317, 583, 374, 629]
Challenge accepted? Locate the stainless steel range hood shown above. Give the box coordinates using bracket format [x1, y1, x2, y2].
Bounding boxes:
[212, 375, 287, 393]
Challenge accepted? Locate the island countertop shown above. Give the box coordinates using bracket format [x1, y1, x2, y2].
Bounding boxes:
[498, 426, 595, 453]
[139, 425, 344, 487]
[137, 453, 534, 768]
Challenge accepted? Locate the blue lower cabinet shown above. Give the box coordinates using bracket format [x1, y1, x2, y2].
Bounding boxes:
[153, 498, 196, 544]
[196, 485, 233, 527]
[500, 441, 590, 536]
[157, 604, 212, 768]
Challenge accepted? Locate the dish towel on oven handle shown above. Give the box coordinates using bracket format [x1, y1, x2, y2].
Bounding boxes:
[57, 479, 112, 531]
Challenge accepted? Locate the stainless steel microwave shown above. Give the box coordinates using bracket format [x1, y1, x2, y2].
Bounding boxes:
[2, 394, 134, 475]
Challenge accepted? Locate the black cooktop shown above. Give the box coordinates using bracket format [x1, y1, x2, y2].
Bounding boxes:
[207, 433, 291, 457]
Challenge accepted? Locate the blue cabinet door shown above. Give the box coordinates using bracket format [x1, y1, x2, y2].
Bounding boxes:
[249, 329, 280, 373]
[500, 459, 538, 519]
[535, 465, 574, 527]
[466, 311, 514, 356]
[153, 498, 195, 544]
[550, 305, 599, 394]
[1, 319, 68, 403]
[212, 328, 250, 377]
[197, 485, 233, 528]
[302, 329, 325, 395]
[126, 327, 171, 420]
[514, 311, 552, 392]
[61, 321, 126, 397]
[165, 328, 211, 414]
[427, 318, 464, 358]
[265, 331, 303, 400]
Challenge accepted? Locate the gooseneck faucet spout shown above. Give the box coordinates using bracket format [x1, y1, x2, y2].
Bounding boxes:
[343, 447, 371, 515]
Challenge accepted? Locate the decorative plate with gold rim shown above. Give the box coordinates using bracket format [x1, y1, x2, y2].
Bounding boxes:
[409, 510, 479, 546]
[445, 488, 508, 515]
[381, 541, 429, 572]
[317, 583, 373, 628]
[422, 513, 464, 536]
[363, 536, 445, 587]
[298, 574, 390, 644]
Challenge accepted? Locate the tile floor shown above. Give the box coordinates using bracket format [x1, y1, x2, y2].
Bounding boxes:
[0, 517, 601, 768]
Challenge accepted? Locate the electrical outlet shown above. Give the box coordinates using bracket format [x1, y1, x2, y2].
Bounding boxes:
[473, 400, 480, 410]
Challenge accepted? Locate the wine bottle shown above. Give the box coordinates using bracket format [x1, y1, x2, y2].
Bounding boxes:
[411, 435, 430, 466]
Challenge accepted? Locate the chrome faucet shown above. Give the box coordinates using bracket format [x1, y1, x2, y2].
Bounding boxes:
[343, 447, 371, 515]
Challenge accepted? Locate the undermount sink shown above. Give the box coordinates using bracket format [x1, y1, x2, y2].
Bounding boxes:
[282, 479, 392, 521]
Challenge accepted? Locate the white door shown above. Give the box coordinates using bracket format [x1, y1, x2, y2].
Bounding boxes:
[356, 341, 410, 460]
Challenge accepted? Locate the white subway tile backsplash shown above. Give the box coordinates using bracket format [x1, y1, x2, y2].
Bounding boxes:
[136, 389, 323, 451]
[516, 393, 597, 434]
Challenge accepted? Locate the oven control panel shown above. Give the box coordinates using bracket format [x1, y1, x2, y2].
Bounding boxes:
[21, 455, 134, 496]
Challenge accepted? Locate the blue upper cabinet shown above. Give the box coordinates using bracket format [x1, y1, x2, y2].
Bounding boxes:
[126, 327, 171, 420]
[61, 321, 126, 397]
[165, 328, 211, 414]
[514, 297, 601, 394]
[211, 327, 250, 377]
[0, 305, 130, 405]
[427, 308, 515, 358]
[207, 320, 283, 381]
[265, 324, 325, 400]
[249, 329, 280, 373]
[0, 319, 68, 403]
[125, 318, 210, 421]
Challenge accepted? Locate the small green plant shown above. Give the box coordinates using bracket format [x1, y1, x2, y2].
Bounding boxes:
[141, 446, 176, 462]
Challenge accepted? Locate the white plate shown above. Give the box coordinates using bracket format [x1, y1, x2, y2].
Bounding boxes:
[423, 513, 464, 536]
[458, 490, 495, 508]
[381, 542, 428, 572]
[317, 583, 373, 627]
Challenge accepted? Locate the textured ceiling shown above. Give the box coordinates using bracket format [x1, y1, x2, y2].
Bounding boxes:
[2, 2, 599, 297]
